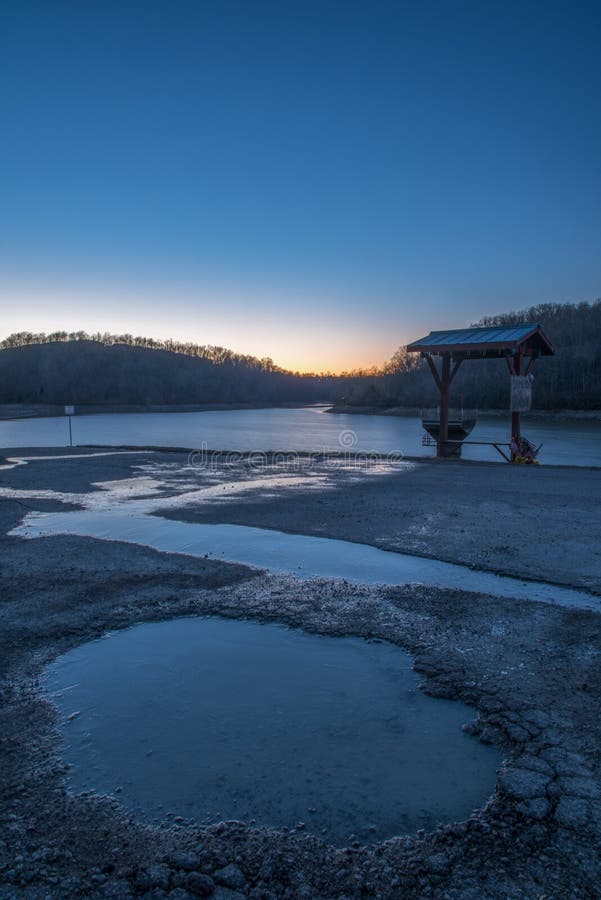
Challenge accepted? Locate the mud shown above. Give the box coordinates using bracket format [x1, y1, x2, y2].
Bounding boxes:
[155, 452, 601, 592]
[1, 449, 600, 898]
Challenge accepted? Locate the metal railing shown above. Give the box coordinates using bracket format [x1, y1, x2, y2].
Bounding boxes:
[420, 407, 479, 421]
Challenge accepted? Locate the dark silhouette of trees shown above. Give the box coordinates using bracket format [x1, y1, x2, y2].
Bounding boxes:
[0, 339, 345, 405]
[1, 300, 599, 409]
[345, 300, 601, 410]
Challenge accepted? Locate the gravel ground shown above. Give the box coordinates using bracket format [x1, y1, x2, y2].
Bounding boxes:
[1, 449, 600, 898]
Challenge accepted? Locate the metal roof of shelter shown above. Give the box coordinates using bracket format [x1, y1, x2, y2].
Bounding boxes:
[407, 323, 554, 358]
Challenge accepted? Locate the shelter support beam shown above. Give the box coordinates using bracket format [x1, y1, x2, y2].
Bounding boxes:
[449, 359, 463, 384]
[424, 353, 458, 458]
[439, 354, 451, 457]
[425, 354, 442, 391]
[525, 356, 537, 375]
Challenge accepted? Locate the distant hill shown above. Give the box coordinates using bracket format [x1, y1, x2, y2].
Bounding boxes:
[0, 331, 287, 374]
[0, 339, 335, 406]
[1, 300, 600, 410]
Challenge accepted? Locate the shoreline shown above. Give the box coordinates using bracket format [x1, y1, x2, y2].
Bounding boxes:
[1, 401, 600, 422]
[5, 444, 601, 472]
[0, 401, 329, 421]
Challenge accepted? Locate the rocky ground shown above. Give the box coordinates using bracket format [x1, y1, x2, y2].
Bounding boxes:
[1, 449, 600, 898]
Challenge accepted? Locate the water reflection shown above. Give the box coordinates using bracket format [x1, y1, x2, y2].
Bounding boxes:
[1, 407, 599, 466]
[44, 616, 501, 845]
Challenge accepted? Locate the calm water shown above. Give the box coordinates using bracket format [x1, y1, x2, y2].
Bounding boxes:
[44, 616, 500, 845]
[1, 407, 600, 466]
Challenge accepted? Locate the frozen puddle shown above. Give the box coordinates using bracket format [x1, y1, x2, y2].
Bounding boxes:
[43, 616, 500, 845]
[13, 508, 600, 609]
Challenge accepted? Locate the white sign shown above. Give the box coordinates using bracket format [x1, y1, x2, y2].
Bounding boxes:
[510, 376, 532, 412]
[64, 405, 75, 416]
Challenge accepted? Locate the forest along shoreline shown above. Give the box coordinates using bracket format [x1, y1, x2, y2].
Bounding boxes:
[0, 449, 600, 897]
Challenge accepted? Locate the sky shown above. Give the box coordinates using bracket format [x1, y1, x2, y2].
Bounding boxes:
[1, 1, 600, 372]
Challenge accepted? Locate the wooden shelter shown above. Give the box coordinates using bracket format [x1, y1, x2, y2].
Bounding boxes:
[407, 323, 555, 458]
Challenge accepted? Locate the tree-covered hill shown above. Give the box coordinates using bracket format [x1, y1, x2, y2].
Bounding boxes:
[1, 300, 599, 410]
[0, 339, 336, 405]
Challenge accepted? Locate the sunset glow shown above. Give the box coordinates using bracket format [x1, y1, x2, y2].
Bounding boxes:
[1, 3, 600, 369]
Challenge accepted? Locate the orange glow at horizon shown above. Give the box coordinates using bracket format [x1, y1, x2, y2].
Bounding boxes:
[271, 352, 387, 375]
[0, 277, 413, 376]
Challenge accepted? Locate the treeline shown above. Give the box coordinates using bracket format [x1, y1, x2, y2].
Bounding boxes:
[1, 300, 599, 409]
[339, 300, 601, 411]
[0, 331, 284, 375]
[0, 330, 375, 379]
[0, 339, 358, 405]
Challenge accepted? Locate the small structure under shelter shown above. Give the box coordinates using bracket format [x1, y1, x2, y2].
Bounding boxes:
[407, 323, 555, 459]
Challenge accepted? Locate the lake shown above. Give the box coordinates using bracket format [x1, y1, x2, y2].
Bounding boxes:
[1, 407, 599, 466]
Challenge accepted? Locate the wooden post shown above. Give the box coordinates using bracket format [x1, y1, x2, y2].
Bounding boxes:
[424, 352, 461, 459]
[511, 351, 521, 447]
[64, 405, 75, 448]
[439, 353, 451, 458]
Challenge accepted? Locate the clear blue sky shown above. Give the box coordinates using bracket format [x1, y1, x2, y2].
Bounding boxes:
[1, 0, 600, 371]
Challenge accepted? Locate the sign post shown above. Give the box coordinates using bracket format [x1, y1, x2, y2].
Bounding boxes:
[510, 375, 533, 413]
[64, 405, 75, 447]
[509, 373, 533, 460]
